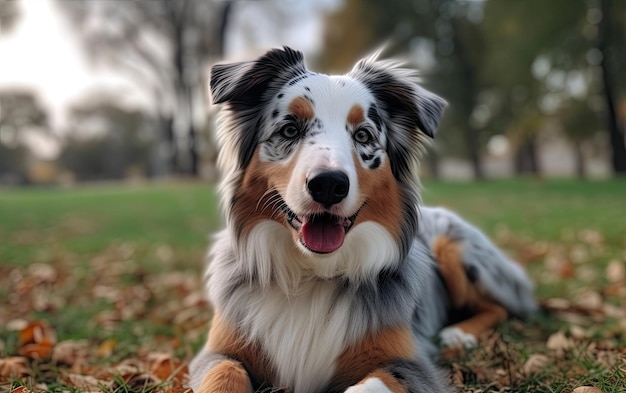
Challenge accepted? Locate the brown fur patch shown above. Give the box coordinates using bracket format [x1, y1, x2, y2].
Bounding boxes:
[353, 152, 403, 239]
[432, 236, 509, 343]
[331, 326, 414, 389]
[432, 236, 472, 309]
[232, 149, 299, 238]
[347, 104, 365, 127]
[359, 370, 407, 393]
[453, 302, 508, 338]
[207, 313, 275, 386]
[288, 96, 314, 120]
[197, 360, 251, 393]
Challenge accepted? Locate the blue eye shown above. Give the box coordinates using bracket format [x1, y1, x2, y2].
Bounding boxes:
[280, 124, 300, 139]
[354, 128, 373, 144]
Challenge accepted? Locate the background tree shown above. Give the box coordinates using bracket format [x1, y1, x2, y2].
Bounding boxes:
[483, 0, 625, 175]
[59, 101, 154, 181]
[322, 0, 489, 179]
[57, 0, 233, 176]
[0, 91, 49, 183]
[560, 98, 602, 178]
[597, 0, 626, 174]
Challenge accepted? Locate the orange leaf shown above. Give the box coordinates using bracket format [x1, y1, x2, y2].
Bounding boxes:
[18, 320, 56, 346]
[17, 342, 54, 360]
[146, 352, 187, 381]
[97, 339, 117, 358]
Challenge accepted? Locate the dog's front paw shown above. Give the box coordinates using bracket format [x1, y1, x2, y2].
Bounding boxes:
[344, 378, 393, 393]
[439, 327, 477, 349]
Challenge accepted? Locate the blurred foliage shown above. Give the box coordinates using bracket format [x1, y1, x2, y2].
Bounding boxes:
[1, 0, 625, 182]
[58, 102, 155, 181]
[56, 0, 232, 176]
[322, 0, 626, 177]
[0, 91, 49, 183]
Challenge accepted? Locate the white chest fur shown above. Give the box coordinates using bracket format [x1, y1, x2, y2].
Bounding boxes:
[208, 221, 401, 393]
[242, 280, 353, 393]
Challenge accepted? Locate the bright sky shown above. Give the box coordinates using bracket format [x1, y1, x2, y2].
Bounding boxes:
[0, 0, 147, 131]
[0, 0, 337, 124]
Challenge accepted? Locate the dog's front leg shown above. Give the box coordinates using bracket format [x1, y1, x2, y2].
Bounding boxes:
[188, 350, 253, 393]
[194, 357, 252, 393]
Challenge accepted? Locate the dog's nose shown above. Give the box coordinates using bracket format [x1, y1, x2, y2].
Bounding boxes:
[307, 170, 350, 207]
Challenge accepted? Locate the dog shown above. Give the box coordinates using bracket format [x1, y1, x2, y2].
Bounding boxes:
[189, 47, 536, 393]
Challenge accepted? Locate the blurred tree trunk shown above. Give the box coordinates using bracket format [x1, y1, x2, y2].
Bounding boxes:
[598, 0, 626, 174]
[514, 135, 540, 175]
[573, 141, 586, 179]
[451, 16, 484, 180]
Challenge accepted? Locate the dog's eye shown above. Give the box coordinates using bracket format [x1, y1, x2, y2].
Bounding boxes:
[354, 128, 374, 144]
[279, 124, 300, 139]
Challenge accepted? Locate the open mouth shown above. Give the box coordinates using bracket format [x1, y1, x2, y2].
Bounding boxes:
[282, 205, 359, 254]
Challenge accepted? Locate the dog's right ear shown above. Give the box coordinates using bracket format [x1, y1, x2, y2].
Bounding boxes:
[210, 47, 307, 108]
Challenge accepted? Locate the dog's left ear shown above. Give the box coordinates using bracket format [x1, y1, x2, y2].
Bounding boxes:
[349, 54, 447, 138]
[210, 47, 307, 109]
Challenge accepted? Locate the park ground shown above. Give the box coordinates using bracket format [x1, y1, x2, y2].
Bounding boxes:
[0, 179, 625, 392]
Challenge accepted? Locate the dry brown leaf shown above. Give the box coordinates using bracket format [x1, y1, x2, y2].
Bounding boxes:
[573, 290, 603, 311]
[547, 331, 571, 351]
[65, 373, 109, 392]
[52, 340, 89, 366]
[522, 354, 550, 375]
[572, 387, 603, 393]
[146, 352, 187, 381]
[606, 260, 625, 283]
[0, 356, 29, 379]
[579, 229, 604, 247]
[569, 325, 590, 340]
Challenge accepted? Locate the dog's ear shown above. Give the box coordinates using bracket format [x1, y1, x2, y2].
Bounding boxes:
[349, 53, 446, 139]
[210, 47, 309, 170]
[349, 52, 446, 182]
[210, 46, 307, 108]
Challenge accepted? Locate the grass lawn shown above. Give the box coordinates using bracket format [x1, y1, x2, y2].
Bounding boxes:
[1, 179, 625, 392]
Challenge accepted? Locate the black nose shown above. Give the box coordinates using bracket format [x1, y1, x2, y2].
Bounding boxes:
[307, 170, 350, 207]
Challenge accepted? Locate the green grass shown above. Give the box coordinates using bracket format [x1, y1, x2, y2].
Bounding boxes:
[1, 178, 625, 392]
[0, 182, 221, 268]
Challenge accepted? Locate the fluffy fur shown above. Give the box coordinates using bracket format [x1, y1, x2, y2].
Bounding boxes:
[189, 47, 536, 393]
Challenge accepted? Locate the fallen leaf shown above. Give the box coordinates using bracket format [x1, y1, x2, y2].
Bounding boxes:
[606, 260, 625, 283]
[97, 339, 117, 358]
[572, 387, 603, 393]
[17, 321, 56, 360]
[146, 352, 187, 381]
[18, 321, 56, 346]
[573, 290, 603, 311]
[569, 325, 590, 340]
[523, 354, 550, 375]
[52, 340, 89, 366]
[0, 356, 29, 379]
[65, 373, 109, 392]
[547, 331, 571, 352]
[18, 342, 54, 360]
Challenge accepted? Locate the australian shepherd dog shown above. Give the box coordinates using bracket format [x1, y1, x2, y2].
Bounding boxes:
[189, 47, 536, 393]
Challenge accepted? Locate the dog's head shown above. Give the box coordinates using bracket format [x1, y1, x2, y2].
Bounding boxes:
[211, 47, 445, 279]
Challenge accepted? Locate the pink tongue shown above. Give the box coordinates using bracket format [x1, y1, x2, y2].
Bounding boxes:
[301, 217, 345, 253]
